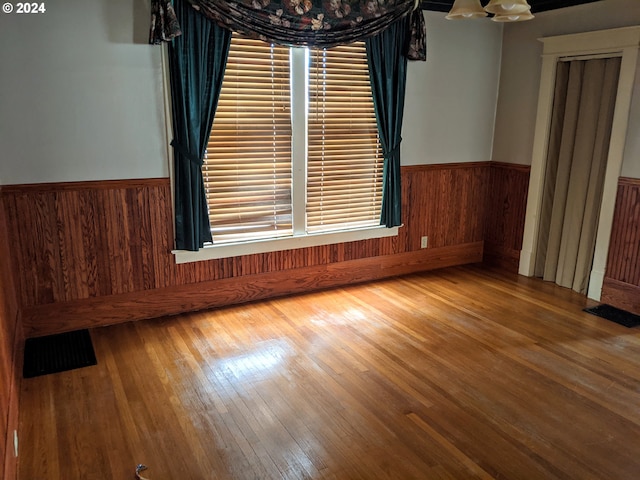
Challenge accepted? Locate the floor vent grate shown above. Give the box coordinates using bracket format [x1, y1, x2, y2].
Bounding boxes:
[23, 329, 97, 378]
[584, 304, 640, 328]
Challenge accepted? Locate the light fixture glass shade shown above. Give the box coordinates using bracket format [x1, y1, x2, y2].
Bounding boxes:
[484, 0, 532, 15]
[491, 9, 534, 21]
[445, 0, 487, 20]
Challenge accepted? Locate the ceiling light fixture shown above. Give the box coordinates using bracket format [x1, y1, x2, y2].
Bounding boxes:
[491, 9, 534, 21]
[446, 0, 534, 22]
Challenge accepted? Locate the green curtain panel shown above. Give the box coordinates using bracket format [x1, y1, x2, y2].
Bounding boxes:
[365, 15, 409, 228]
[169, 0, 232, 250]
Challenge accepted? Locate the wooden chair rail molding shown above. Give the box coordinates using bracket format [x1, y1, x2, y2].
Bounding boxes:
[0, 178, 170, 193]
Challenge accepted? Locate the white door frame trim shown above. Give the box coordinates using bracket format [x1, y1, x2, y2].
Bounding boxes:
[518, 26, 640, 300]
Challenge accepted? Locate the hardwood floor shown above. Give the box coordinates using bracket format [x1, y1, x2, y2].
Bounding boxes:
[18, 266, 640, 479]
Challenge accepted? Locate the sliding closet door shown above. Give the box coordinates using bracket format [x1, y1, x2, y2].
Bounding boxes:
[535, 57, 621, 294]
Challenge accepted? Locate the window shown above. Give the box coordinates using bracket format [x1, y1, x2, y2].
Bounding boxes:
[307, 44, 383, 234]
[177, 34, 396, 262]
[203, 37, 293, 244]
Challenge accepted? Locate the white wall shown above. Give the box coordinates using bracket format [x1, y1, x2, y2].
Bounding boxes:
[6, 1, 634, 182]
[0, 4, 505, 185]
[493, 0, 640, 178]
[402, 11, 503, 165]
[0, 0, 168, 185]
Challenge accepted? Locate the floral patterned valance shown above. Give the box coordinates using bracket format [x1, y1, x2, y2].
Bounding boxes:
[150, 0, 182, 43]
[150, 0, 426, 61]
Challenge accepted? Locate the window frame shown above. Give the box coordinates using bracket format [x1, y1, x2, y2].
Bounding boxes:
[166, 38, 398, 264]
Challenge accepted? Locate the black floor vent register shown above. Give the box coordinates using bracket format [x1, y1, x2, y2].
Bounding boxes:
[584, 304, 640, 328]
[23, 329, 97, 378]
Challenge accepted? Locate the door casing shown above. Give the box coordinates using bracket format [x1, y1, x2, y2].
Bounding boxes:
[519, 26, 640, 300]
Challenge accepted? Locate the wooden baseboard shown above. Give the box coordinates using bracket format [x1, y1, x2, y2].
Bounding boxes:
[483, 244, 520, 273]
[3, 319, 22, 480]
[601, 277, 640, 316]
[22, 242, 483, 338]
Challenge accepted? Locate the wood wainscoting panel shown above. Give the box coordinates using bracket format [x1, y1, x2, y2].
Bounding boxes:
[483, 162, 530, 272]
[602, 177, 640, 315]
[3, 164, 491, 337]
[1, 179, 175, 307]
[605, 178, 640, 285]
[402, 162, 490, 252]
[0, 191, 21, 480]
[21, 243, 483, 338]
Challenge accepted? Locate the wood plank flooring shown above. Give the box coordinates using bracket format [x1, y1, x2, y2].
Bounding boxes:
[18, 266, 640, 479]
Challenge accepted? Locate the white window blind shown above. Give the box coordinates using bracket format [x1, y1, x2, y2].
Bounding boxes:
[204, 36, 292, 244]
[202, 35, 383, 248]
[307, 43, 383, 233]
